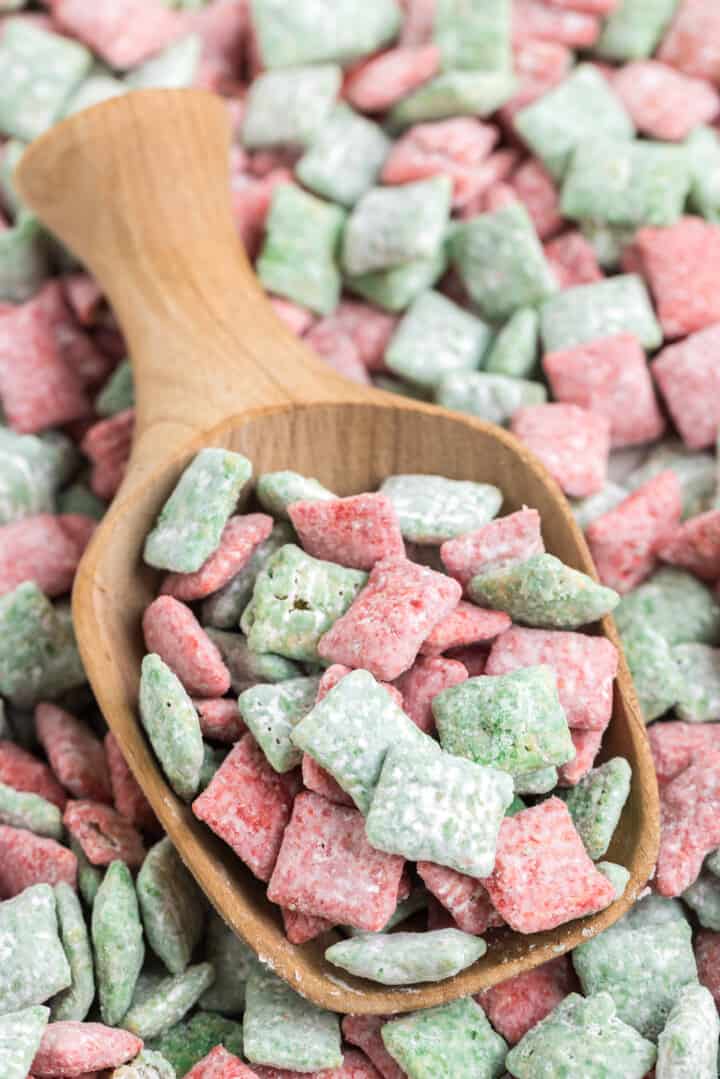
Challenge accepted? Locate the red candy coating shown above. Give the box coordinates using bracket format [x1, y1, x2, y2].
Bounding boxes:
[160, 514, 274, 601]
[342, 1016, 406, 1079]
[440, 508, 544, 588]
[36, 703, 112, 805]
[143, 595, 231, 698]
[0, 740, 67, 809]
[478, 955, 576, 1045]
[511, 403, 610, 498]
[394, 656, 468, 733]
[0, 824, 77, 898]
[104, 732, 157, 833]
[186, 1047, 261, 1079]
[30, 1021, 143, 1077]
[417, 861, 503, 934]
[289, 494, 405, 571]
[656, 750, 720, 897]
[193, 698, 247, 744]
[419, 602, 510, 656]
[648, 720, 720, 785]
[62, 799, 146, 868]
[636, 216, 720, 340]
[652, 322, 720, 450]
[657, 509, 720, 581]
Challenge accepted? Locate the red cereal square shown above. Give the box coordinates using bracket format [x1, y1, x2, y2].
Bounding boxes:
[440, 508, 545, 587]
[289, 494, 405, 571]
[342, 1016, 406, 1079]
[482, 182, 518, 214]
[0, 824, 77, 898]
[510, 159, 563, 240]
[0, 514, 88, 599]
[457, 149, 522, 220]
[80, 409, 135, 500]
[267, 791, 405, 932]
[186, 1046, 260, 1079]
[62, 272, 104, 328]
[143, 595, 231, 698]
[635, 217, 720, 340]
[193, 733, 300, 881]
[399, 0, 435, 45]
[558, 727, 604, 787]
[253, 1050, 382, 1078]
[160, 514, 274, 601]
[652, 323, 720, 450]
[394, 656, 468, 733]
[344, 45, 441, 113]
[63, 800, 146, 868]
[657, 750, 720, 896]
[586, 471, 682, 593]
[52, 0, 181, 68]
[304, 326, 371, 385]
[510, 403, 610, 498]
[281, 907, 333, 945]
[381, 118, 499, 208]
[543, 230, 603, 289]
[417, 861, 504, 934]
[34, 280, 111, 391]
[649, 720, 720, 785]
[0, 740, 67, 809]
[419, 602, 510, 656]
[486, 625, 618, 731]
[657, 509, 720, 581]
[511, 0, 601, 47]
[500, 39, 572, 122]
[311, 300, 397, 373]
[193, 698, 247, 744]
[318, 557, 462, 681]
[35, 703, 112, 805]
[657, 0, 720, 84]
[302, 755, 354, 807]
[478, 955, 576, 1045]
[543, 333, 665, 449]
[269, 297, 315, 337]
[482, 798, 615, 933]
[104, 732, 157, 833]
[30, 1022, 143, 1077]
[696, 930, 720, 1009]
[448, 646, 489, 677]
[613, 60, 719, 141]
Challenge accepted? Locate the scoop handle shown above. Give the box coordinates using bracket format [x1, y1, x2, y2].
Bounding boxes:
[15, 89, 370, 471]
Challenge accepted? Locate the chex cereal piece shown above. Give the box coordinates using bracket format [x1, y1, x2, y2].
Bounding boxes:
[251, 0, 399, 67]
[586, 471, 682, 593]
[242, 544, 367, 662]
[342, 1015, 405, 1079]
[139, 654, 204, 802]
[658, 509, 720, 580]
[111, 1048, 176, 1078]
[35, 702, 111, 804]
[143, 597, 231, 698]
[417, 862, 502, 935]
[483, 799, 614, 932]
[305, 299, 397, 372]
[501, 37, 572, 121]
[105, 732, 156, 832]
[571, 483, 628, 531]
[657, 0, 720, 81]
[543, 333, 665, 449]
[440, 509, 544, 588]
[244, 966, 342, 1073]
[292, 669, 427, 813]
[380, 117, 497, 204]
[626, 439, 717, 519]
[239, 676, 321, 773]
[0, 513, 88, 598]
[315, 662, 403, 709]
[449, 203, 557, 322]
[655, 983, 719, 1079]
[0, 1005, 49, 1079]
[0, 885, 71, 1013]
[81, 409, 134, 500]
[345, 242, 448, 313]
[0, 825, 76, 898]
[185, 1046, 258, 1079]
[30, 1021, 143, 1077]
[256, 471, 334, 518]
[149, 1012, 243, 1076]
[613, 60, 719, 140]
[201, 522, 293, 631]
[559, 757, 631, 860]
[206, 629, 301, 693]
[267, 791, 404, 931]
[484, 307, 539, 379]
[200, 909, 255, 1015]
[63, 800, 146, 868]
[617, 614, 683, 722]
[673, 643, 720, 722]
[433, 0, 510, 70]
[289, 493, 404, 570]
[486, 625, 617, 731]
[597, 0, 677, 60]
[540, 274, 661, 352]
[0, 740, 67, 809]
[51, 882, 94, 1022]
[301, 755, 353, 805]
[344, 43, 442, 114]
[636, 217, 720, 340]
[510, 159, 563, 240]
[478, 955, 574, 1046]
[512, 0, 602, 47]
[544, 229, 604, 288]
[382, 997, 507, 1079]
[0, 783, 63, 840]
[511, 403, 610, 498]
[318, 558, 461, 680]
[144, 449, 252, 573]
[394, 656, 468, 733]
[419, 602, 509, 656]
[137, 836, 204, 976]
[193, 732, 298, 881]
[650, 720, 720, 785]
[686, 124, 720, 223]
[616, 565, 720, 646]
[384, 289, 490, 389]
[433, 666, 574, 783]
[282, 907, 333, 945]
[656, 750, 720, 896]
[296, 104, 391, 208]
[123, 962, 215, 1040]
[381, 475, 502, 546]
[514, 64, 633, 179]
[243, 65, 341, 150]
[469, 552, 619, 629]
[597, 860, 630, 901]
[366, 739, 513, 878]
[92, 860, 145, 1027]
[505, 992, 656, 1079]
[159, 514, 273, 602]
[573, 894, 698, 1039]
[70, 836, 102, 908]
[326, 929, 486, 986]
[652, 324, 720, 450]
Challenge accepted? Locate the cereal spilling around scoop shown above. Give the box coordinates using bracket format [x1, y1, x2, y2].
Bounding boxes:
[2, 0, 720, 1073]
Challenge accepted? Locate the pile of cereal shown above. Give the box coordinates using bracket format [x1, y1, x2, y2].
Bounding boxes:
[2, 0, 720, 1076]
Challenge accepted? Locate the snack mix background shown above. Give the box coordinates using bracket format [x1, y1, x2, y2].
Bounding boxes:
[2, 0, 720, 1076]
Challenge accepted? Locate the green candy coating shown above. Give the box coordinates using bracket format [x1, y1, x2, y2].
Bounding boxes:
[256, 472, 334, 519]
[389, 70, 515, 128]
[148, 1012, 244, 1077]
[242, 64, 341, 149]
[199, 909, 256, 1015]
[92, 860, 145, 1027]
[137, 837, 205, 975]
[617, 567, 720, 647]
[251, 0, 400, 67]
[0, 781, 63, 839]
[0, 1006, 49, 1079]
[560, 757, 632, 861]
[346, 247, 448, 313]
[540, 275, 662, 353]
[595, 0, 678, 61]
[434, 0, 511, 72]
[436, 371, 547, 425]
[484, 307, 538, 379]
[0, 583, 85, 708]
[139, 654, 204, 802]
[123, 962, 216, 1040]
[50, 882, 95, 1021]
[239, 674, 321, 772]
[96, 360, 134, 417]
[243, 966, 342, 1073]
[385, 289, 490, 390]
[0, 885, 70, 1013]
[201, 521, 294, 630]
[382, 997, 508, 1079]
[326, 929, 486, 986]
[205, 629, 301, 692]
[655, 984, 719, 1079]
[380, 473, 502, 544]
[296, 103, 390, 208]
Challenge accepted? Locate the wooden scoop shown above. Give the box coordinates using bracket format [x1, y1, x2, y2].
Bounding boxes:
[16, 89, 659, 1015]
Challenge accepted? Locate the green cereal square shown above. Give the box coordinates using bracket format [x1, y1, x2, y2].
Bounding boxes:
[241, 544, 367, 663]
[206, 629, 301, 691]
[198, 743, 226, 792]
[148, 1012, 244, 1077]
[380, 474, 502, 544]
[251, 0, 400, 67]
[656, 984, 719, 1078]
[243, 966, 342, 1073]
[96, 360, 134, 417]
[50, 883, 95, 1022]
[256, 472, 334, 518]
[0, 1005, 49, 1079]
[514, 64, 634, 180]
[326, 929, 486, 986]
[540, 275, 662, 352]
[616, 567, 720, 647]
[110, 1049, 176, 1079]
[199, 909, 256, 1015]
[514, 765, 558, 796]
[596, 0, 679, 61]
[686, 126, 720, 224]
[572, 895, 698, 1040]
[242, 64, 341, 149]
[450, 202, 557, 321]
[0, 212, 51, 304]
[617, 615, 683, 722]
[560, 139, 690, 229]
[139, 654, 204, 801]
[124, 35, 201, 91]
[382, 997, 508, 1079]
[682, 872, 720, 930]
[625, 439, 717, 520]
[257, 183, 345, 315]
[123, 962, 216, 1040]
[342, 176, 452, 277]
[292, 668, 429, 814]
[201, 521, 294, 630]
[0, 427, 61, 525]
[469, 552, 619, 630]
[389, 70, 515, 128]
[0, 884, 71, 1013]
[433, 666, 575, 780]
[144, 448, 252, 573]
[239, 675, 321, 772]
[384, 289, 490, 389]
[580, 220, 636, 271]
[365, 740, 513, 878]
[0, 781, 63, 839]
[92, 861, 145, 1027]
[560, 757, 632, 860]
[0, 582, 83, 708]
[673, 642, 720, 721]
[137, 837, 205, 976]
[0, 20, 92, 141]
[296, 103, 391, 208]
[63, 72, 127, 115]
[434, 0, 511, 72]
[345, 247, 447, 312]
[505, 992, 657, 1079]
[598, 860, 631, 900]
[484, 307, 538, 379]
[436, 371, 547, 424]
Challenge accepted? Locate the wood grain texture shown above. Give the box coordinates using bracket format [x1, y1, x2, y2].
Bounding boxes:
[16, 90, 659, 1015]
